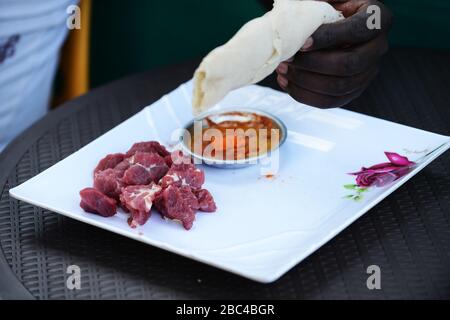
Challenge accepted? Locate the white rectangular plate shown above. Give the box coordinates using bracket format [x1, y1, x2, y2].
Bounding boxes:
[10, 81, 450, 283]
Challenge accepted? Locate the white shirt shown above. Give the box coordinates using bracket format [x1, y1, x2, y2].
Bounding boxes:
[0, 0, 78, 152]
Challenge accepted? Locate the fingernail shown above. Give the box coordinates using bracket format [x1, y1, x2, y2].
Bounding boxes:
[300, 37, 313, 51]
[276, 62, 288, 74]
[277, 75, 288, 89]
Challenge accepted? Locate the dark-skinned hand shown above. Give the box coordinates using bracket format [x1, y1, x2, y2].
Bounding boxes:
[276, 0, 393, 108]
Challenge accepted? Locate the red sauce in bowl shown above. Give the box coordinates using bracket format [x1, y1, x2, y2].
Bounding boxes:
[187, 111, 282, 161]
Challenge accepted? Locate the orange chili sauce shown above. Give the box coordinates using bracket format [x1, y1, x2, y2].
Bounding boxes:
[188, 111, 281, 161]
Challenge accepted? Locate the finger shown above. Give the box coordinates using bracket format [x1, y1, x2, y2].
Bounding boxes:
[294, 34, 388, 76]
[283, 65, 379, 96]
[302, 1, 393, 51]
[277, 74, 288, 90]
[317, 0, 381, 20]
[285, 81, 367, 108]
[331, 0, 368, 17]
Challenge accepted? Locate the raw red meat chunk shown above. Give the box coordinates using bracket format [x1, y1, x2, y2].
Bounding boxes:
[80, 188, 117, 217]
[80, 141, 217, 231]
[168, 150, 192, 166]
[194, 189, 217, 212]
[93, 168, 123, 200]
[164, 154, 173, 167]
[160, 162, 205, 190]
[114, 159, 131, 177]
[154, 185, 199, 230]
[120, 183, 162, 226]
[178, 185, 200, 210]
[156, 151, 217, 229]
[94, 153, 125, 175]
[126, 141, 170, 158]
[123, 152, 169, 185]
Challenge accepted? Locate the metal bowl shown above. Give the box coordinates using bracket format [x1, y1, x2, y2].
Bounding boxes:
[180, 108, 288, 169]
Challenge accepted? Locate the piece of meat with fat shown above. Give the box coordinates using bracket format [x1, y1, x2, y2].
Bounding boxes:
[81, 143, 217, 230]
[179, 186, 200, 210]
[123, 152, 169, 186]
[125, 141, 170, 158]
[160, 167, 205, 190]
[123, 166, 150, 186]
[94, 153, 126, 175]
[163, 150, 192, 168]
[120, 183, 162, 226]
[164, 155, 173, 167]
[160, 162, 205, 190]
[114, 159, 131, 177]
[194, 189, 217, 212]
[154, 185, 198, 230]
[80, 188, 117, 217]
[94, 168, 123, 200]
[171, 150, 193, 164]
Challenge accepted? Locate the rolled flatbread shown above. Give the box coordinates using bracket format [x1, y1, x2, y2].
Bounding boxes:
[192, 0, 344, 114]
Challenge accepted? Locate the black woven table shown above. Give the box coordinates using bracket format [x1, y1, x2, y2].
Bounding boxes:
[1, 49, 449, 300]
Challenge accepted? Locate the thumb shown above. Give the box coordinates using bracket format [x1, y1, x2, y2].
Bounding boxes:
[301, 2, 392, 51]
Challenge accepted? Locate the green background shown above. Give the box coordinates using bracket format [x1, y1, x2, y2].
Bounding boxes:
[90, 0, 450, 88]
